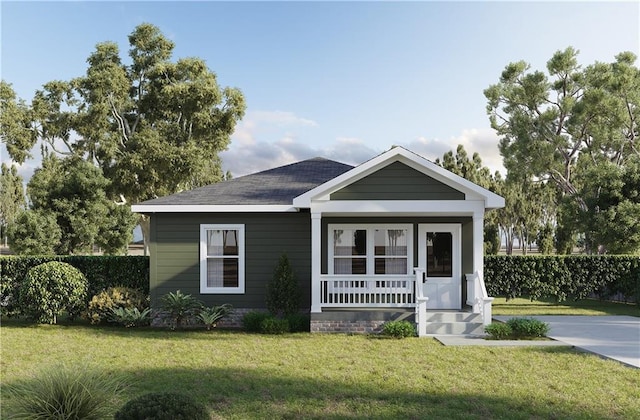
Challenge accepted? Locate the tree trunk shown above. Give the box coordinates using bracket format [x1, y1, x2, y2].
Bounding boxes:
[139, 215, 151, 256]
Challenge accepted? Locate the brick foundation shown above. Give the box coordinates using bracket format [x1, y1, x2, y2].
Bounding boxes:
[310, 319, 386, 334]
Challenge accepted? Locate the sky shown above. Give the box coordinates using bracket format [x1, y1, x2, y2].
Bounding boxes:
[1, 0, 639, 182]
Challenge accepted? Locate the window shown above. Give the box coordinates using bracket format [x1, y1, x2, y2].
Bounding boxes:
[200, 224, 244, 293]
[329, 224, 411, 275]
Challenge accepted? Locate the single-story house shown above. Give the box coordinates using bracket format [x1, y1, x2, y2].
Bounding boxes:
[132, 146, 504, 335]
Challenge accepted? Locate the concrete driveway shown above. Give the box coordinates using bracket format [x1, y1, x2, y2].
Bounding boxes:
[495, 315, 640, 368]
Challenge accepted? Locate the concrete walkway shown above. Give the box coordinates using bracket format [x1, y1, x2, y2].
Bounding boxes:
[436, 315, 640, 368]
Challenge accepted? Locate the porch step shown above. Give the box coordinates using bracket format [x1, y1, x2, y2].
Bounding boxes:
[424, 312, 485, 335]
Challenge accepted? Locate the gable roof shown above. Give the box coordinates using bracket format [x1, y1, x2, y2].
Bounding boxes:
[132, 157, 353, 210]
[132, 147, 504, 214]
[294, 146, 505, 209]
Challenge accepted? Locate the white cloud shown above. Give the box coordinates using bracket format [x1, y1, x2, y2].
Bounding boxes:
[250, 110, 318, 127]
[404, 128, 505, 175]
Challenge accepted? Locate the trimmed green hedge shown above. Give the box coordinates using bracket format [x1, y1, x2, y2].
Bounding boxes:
[1, 256, 149, 316]
[485, 255, 640, 303]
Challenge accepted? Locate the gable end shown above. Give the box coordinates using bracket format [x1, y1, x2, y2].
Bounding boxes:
[329, 161, 465, 201]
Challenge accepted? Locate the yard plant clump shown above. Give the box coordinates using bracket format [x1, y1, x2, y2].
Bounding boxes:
[485, 317, 550, 340]
[4, 364, 125, 420]
[19, 261, 87, 324]
[85, 286, 148, 324]
[114, 391, 208, 420]
[382, 320, 416, 338]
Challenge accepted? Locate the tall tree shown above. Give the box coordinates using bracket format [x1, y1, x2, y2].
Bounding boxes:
[436, 145, 502, 254]
[0, 163, 26, 247]
[25, 155, 137, 255]
[485, 48, 640, 253]
[1, 23, 246, 252]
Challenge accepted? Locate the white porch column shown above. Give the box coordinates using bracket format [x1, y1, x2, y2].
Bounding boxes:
[472, 212, 484, 279]
[310, 212, 322, 313]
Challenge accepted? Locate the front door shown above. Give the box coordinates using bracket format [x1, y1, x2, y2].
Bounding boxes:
[418, 224, 461, 309]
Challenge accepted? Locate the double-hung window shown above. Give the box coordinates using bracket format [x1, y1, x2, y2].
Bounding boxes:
[200, 224, 245, 293]
[329, 224, 412, 275]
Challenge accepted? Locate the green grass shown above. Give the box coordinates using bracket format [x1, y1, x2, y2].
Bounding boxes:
[2, 321, 639, 419]
[492, 297, 639, 317]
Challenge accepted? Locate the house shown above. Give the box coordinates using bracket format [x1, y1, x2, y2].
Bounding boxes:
[131, 147, 504, 335]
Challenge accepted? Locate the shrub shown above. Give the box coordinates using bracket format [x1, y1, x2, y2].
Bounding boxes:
[4, 364, 125, 420]
[160, 290, 202, 330]
[114, 391, 208, 420]
[242, 311, 271, 332]
[506, 317, 550, 338]
[19, 261, 88, 324]
[110, 307, 152, 327]
[266, 253, 301, 316]
[85, 286, 148, 324]
[485, 322, 513, 340]
[286, 313, 310, 332]
[0, 255, 149, 317]
[197, 304, 233, 330]
[260, 316, 290, 334]
[382, 320, 416, 338]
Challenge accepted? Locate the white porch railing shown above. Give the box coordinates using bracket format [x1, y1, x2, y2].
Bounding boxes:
[414, 267, 428, 337]
[320, 275, 415, 307]
[466, 271, 494, 326]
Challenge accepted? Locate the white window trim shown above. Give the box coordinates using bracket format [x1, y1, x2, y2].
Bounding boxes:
[200, 224, 245, 294]
[328, 224, 413, 275]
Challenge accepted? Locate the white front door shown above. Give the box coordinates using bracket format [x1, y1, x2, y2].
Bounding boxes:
[418, 224, 461, 309]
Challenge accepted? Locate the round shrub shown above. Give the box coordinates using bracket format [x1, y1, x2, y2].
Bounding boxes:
[114, 392, 208, 420]
[381, 320, 416, 338]
[242, 311, 271, 332]
[260, 316, 290, 334]
[19, 261, 88, 324]
[485, 322, 513, 340]
[506, 317, 550, 338]
[85, 286, 148, 324]
[285, 313, 310, 333]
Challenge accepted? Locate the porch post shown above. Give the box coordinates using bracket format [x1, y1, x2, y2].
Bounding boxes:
[310, 212, 322, 313]
[472, 213, 484, 279]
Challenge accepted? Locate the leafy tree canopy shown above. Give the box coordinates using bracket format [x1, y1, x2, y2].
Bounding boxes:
[0, 23, 246, 252]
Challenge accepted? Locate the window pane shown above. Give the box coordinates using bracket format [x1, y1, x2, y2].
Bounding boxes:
[223, 259, 239, 287]
[207, 230, 238, 256]
[207, 258, 239, 288]
[426, 232, 452, 277]
[333, 229, 366, 256]
[223, 230, 238, 255]
[334, 258, 367, 274]
[375, 257, 407, 275]
[374, 229, 407, 256]
[206, 259, 223, 287]
[206, 230, 224, 256]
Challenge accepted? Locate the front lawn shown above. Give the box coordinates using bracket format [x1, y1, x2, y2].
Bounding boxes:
[2, 321, 639, 419]
[492, 297, 639, 317]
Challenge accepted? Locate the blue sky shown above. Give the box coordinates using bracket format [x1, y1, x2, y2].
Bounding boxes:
[2, 1, 639, 181]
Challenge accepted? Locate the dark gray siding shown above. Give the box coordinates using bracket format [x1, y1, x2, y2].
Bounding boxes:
[150, 212, 311, 310]
[330, 161, 465, 201]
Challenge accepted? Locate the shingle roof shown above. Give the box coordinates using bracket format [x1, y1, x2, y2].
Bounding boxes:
[136, 157, 354, 206]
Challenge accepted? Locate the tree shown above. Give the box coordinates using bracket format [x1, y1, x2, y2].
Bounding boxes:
[485, 48, 640, 253]
[1, 23, 246, 253]
[0, 163, 25, 247]
[26, 155, 136, 255]
[7, 210, 61, 255]
[436, 145, 502, 254]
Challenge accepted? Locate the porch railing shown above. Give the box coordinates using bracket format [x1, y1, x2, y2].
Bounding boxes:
[466, 271, 494, 326]
[320, 275, 415, 307]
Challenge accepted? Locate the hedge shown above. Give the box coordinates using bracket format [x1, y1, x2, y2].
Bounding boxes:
[1, 256, 149, 316]
[485, 255, 640, 303]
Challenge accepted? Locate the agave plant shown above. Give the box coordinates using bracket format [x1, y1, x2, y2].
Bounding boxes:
[197, 304, 233, 330]
[160, 290, 202, 330]
[110, 307, 152, 328]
